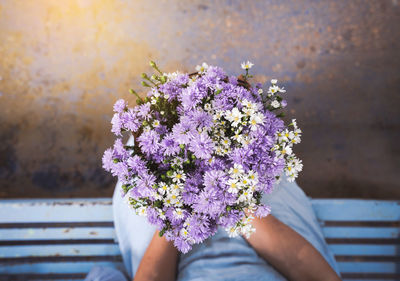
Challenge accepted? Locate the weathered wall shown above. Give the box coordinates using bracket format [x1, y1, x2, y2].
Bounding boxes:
[0, 0, 399, 198]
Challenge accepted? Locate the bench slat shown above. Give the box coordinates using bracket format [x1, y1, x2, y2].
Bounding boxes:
[0, 227, 116, 241]
[321, 226, 400, 238]
[0, 261, 124, 274]
[0, 273, 86, 281]
[0, 199, 113, 223]
[337, 261, 400, 273]
[329, 244, 400, 256]
[312, 200, 400, 221]
[0, 244, 121, 258]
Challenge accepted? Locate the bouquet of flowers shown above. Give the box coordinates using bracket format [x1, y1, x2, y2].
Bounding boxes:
[102, 61, 302, 253]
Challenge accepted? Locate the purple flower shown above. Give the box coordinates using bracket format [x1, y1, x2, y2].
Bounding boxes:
[111, 113, 123, 136]
[174, 236, 191, 253]
[121, 109, 140, 132]
[188, 110, 213, 129]
[187, 214, 215, 244]
[161, 133, 180, 156]
[132, 172, 156, 198]
[102, 148, 114, 171]
[203, 170, 227, 190]
[217, 209, 243, 228]
[146, 207, 165, 229]
[113, 138, 129, 159]
[136, 103, 152, 120]
[180, 87, 201, 110]
[113, 99, 127, 113]
[172, 121, 195, 145]
[127, 155, 147, 174]
[189, 132, 214, 159]
[138, 130, 160, 155]
[192, 189, 224, 218]
[255, 204, 271, 218]
[111, 161, 129, 180]
[228, 75, 238, 85]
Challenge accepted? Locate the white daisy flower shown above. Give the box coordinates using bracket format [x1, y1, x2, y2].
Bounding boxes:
[173, 208, 185, 220]
[227, 179, 240, 194]
[137, 206, 147, 217]
[241, 61, 254, 70]
[249, 112, 264, 130]
[227, 226, 240, 238]
[247, 170, 259, 184]
[226, 107, 243, 127]
[229, 164, 244, 176]
[158, 182, 168, 195]
[276, 144, 293, 158]
[172, 171, 186, 183]
[241, 223, 256, 238]
[152, 120, 160, 127]
[195, 62, 209, 73]
[164, 71, 183, 81]
[271, 79, 278, 84]
[221, 138, 231, 147]
[271, 100, 280, 109]
[268, 85, 279, 95]
[158, 209, 166, 220]
[180, 228, 189, 237]
[238, 189, 253, 203]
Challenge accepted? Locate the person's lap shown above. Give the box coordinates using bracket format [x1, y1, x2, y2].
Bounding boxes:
[85, 178, 340, 281]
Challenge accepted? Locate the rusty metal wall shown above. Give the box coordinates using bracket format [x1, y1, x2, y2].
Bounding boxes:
[0, 0, 399, 198]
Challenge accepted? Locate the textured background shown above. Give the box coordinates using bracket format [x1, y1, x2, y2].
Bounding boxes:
[0, 0, 399, 199]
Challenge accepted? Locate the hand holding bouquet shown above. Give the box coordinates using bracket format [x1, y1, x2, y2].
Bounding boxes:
[102, 61, 302, 253]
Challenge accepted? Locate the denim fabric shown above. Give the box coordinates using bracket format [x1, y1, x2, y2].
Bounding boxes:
[85, 178, 340, 281]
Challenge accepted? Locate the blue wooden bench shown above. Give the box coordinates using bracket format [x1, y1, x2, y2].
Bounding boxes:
[0, 199, 399, 281]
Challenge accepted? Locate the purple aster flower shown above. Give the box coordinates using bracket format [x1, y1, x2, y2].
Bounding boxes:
[102, 148, 114, 171]
[204, 65, 226, 81]
[127, 155, 147, 174]
[254, 204, 271, 218]
[217, 209, 244, 228]
[146, 207, 165, 229]
[121, 109, 140, 132]
[138, 130, 160, 155]
[113, 99, 127, 113]
[203, 170, 227, 190]
[228, 75, 238, 85]
[172, 121, 195, 145]
[135, 103, 152, 120]
[173, 236, 191, 254]
[111, 161, 129, 180]
[192, 189, 224, 218]
[113, 138, 129, 159]
[189, 132, 214, 160]
[131, 172, 156, 198]
[111, 113, 123, 136]
[154, 124, 168, 135]
[188, 110, 213, 129]
[161, 133, 180, 156]
[179, 87, 201, 111]
[187, 214, 215, 244]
